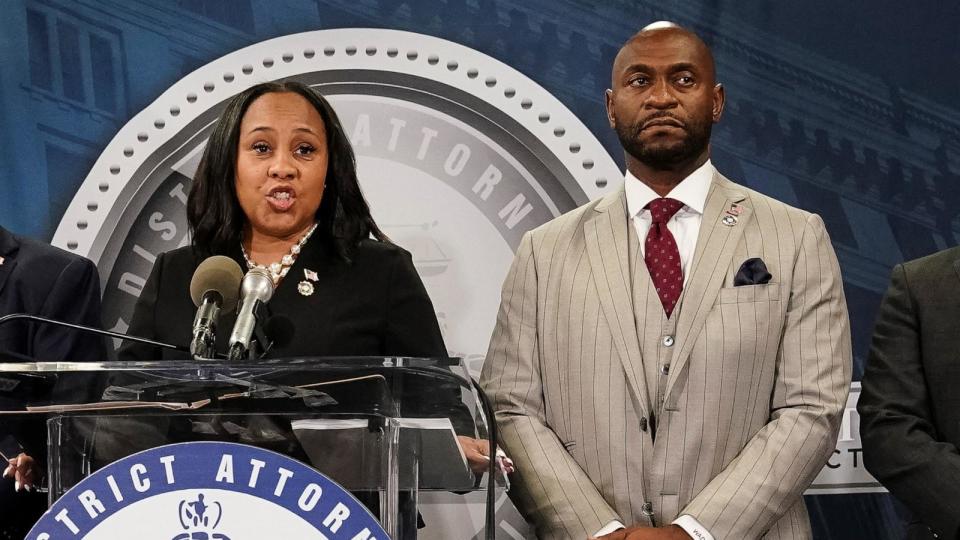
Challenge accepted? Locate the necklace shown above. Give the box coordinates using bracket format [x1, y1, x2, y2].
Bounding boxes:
[240, 222, 319, 284]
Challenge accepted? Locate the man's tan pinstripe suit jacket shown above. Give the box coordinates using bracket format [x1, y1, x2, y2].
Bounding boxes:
[480, 172, 852, 539]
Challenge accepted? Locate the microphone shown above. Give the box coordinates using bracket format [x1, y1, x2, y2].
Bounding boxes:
[227, 267, 274, 361]
[189, 256, 244, 359]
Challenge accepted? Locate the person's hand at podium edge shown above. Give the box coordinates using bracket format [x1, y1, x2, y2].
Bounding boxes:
[457, 435, 515, 475]
[591, 524, 692, 540]
[3, 453, 38, 492]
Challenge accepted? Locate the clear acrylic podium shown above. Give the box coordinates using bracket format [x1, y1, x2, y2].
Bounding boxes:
[0, 357, 503, 539]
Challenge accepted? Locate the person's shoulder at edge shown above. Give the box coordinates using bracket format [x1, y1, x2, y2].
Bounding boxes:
[900, 244, 960, 273]
[11, 232, 98, 277]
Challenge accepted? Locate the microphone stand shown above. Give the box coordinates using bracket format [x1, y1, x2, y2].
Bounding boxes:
[0, 313, 191, 355]
[227, 300, 272, 362]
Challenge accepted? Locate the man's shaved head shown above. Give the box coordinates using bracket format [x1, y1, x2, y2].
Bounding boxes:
[611, 22, 717, 88]
[605, 21, 724, 176]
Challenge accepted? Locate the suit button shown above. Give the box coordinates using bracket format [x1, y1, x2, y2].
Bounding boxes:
[662, 335, 674, 347]
[661, 363, 670, 375]
[639, 417, 648, 432]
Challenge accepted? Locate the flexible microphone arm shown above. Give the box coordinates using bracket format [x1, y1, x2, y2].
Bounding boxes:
[0, 313, 191, 355]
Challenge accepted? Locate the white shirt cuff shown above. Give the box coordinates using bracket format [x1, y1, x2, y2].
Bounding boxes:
[672, 515, 714, 540]
[593, 520, 624, 537]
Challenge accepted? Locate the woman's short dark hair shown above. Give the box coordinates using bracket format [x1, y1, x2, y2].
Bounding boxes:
[187, 80, 387, 259]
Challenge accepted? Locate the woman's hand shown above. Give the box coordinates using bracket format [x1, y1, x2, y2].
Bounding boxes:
[456, 436, 516, 475]
[3, 453, 38, 492]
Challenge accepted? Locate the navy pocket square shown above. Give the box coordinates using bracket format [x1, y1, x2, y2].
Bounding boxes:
[734, 258, 772, 286]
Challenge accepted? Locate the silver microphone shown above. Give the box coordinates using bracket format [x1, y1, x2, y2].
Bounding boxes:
[227, 267, 274, 361]
[189, 256, 244, 360]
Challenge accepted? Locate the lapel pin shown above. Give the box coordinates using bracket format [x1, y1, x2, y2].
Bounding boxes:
[304, 268, 319, 282]
[297, 280, 315, 297]
[727, 204, 743, 216]
[721, 215, 738, 226]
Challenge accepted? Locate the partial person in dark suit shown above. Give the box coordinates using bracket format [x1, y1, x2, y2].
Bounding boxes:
[859, 245, 960, 540]
[0, 225, 105, 539]
[0, 226, 103, 363]
[116, 81, 492, 537]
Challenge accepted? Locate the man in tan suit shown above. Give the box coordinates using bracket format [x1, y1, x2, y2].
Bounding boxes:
[480, 23, 851, 540]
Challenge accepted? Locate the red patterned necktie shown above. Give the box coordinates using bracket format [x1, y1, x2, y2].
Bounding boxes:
[644, 198, 685, 317]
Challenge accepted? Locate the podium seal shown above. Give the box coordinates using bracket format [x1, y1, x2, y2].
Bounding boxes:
[28, 441, 387, 540]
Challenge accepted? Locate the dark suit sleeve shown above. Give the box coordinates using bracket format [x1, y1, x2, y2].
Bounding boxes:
[33, 256, 106, 363]
[858, 263, 960, 539]
[20, 255, 106, 471]
[382, 248, 475, 435]
[118, 252, 165, 362]
[383, 248, 446, 356]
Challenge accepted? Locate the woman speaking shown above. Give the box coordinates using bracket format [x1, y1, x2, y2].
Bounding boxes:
[117, 81, 492, 535]
[122, 82, 448, 362]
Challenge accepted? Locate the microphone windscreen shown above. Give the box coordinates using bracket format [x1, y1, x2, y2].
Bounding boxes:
[189, 256, 244, 312]
[263, 315, 296, 349]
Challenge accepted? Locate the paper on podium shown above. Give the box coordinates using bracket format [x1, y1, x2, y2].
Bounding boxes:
[291, 417, 475, 491]
[0, 374, 390, 415]
[0, 399, 214, 414]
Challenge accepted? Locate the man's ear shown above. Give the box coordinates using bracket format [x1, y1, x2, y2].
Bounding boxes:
[605, 89, 616, 129]
[712, 83, 726, 123]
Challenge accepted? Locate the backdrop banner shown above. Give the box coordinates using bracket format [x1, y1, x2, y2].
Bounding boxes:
[2, 1, 957, 538]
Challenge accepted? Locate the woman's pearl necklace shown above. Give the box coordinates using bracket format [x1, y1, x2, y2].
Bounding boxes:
[240, 223, 319, 285]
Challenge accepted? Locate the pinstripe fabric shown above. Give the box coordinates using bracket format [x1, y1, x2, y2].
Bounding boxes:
[480, 172, 852, 539]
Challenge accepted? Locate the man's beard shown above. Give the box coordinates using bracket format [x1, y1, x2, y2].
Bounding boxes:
[616, 116, 712, 169]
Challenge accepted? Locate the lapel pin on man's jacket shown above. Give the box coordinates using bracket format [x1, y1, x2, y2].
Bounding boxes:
[722, 203, 743, 226]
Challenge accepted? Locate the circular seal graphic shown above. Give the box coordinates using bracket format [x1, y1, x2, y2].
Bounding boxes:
[51, 28, 621, 538]
[51, 29, 619, 365]
[28, 441, 387, 540]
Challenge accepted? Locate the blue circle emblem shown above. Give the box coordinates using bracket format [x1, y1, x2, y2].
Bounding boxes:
[28, 441, 388, 539]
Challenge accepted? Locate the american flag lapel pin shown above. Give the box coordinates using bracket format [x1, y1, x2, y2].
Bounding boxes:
[722, 203, 743, 225]
[298, 268, 318, 297]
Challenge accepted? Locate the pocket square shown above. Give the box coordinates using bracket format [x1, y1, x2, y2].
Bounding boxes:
[734, 257, 772, 286]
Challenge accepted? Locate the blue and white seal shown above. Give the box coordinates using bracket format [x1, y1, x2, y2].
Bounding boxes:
[28, 441, 388, 540]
